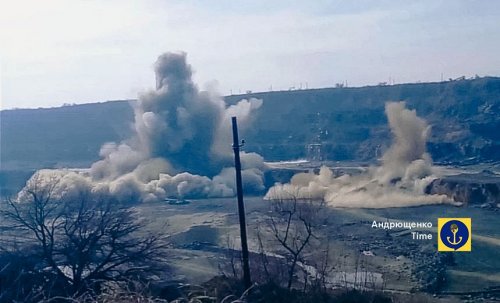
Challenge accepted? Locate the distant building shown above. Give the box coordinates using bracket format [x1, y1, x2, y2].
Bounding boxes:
[307, 143, 323, 161]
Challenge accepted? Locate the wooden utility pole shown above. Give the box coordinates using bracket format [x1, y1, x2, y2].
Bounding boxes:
[231, 116, 251, 289]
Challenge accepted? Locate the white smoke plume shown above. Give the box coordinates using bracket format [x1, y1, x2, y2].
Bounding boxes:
[18, 52, 266, 203]
[265, 102, 454, 208]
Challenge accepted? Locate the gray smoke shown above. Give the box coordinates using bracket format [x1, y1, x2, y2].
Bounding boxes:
[18, 52, 266, 203]
[265, 102, 455, 208]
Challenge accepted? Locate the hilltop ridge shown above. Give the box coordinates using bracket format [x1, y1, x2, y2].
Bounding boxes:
[1, 77, 499, 172]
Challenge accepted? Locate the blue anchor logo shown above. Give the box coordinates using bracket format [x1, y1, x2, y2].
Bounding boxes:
[440, 220, 469, 251]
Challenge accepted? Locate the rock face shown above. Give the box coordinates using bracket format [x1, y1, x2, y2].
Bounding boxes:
[425, 172, 500, 206]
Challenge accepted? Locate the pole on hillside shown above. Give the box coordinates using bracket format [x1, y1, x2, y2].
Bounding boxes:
[231, 116, 251, 289]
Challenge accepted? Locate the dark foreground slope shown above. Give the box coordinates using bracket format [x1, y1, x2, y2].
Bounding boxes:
[1, 77, 499, 188]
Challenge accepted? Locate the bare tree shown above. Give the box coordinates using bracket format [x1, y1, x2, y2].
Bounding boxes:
[308, 236, 335, 293]
[267, 192, 324, 290]
[2, 175, 168, 297]
[218, 233, 242, 280]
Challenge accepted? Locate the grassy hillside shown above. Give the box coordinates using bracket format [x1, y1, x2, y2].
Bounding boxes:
[1, 77, 499, 171]
[0, 100, 134, 170]
[227, 77, 500, 162]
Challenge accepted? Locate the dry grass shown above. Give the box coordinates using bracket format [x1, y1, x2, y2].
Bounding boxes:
[36, 280, 253, 303]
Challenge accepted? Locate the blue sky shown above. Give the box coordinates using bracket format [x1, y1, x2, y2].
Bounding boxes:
[1, 0, 499, 109]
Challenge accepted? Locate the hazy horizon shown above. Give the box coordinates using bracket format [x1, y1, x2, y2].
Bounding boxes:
[2, 75, 499, 111]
